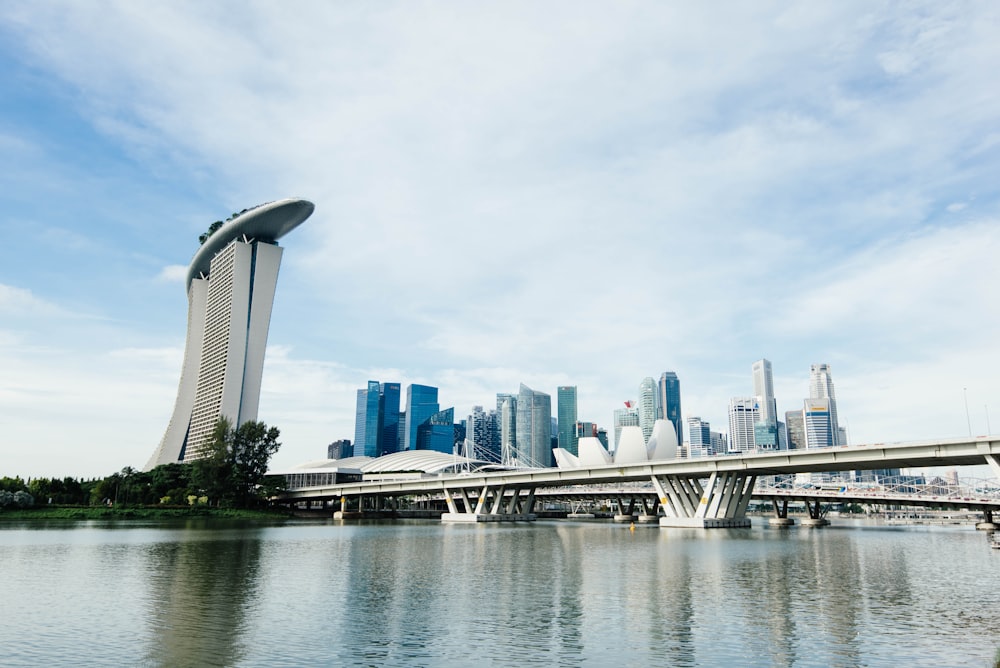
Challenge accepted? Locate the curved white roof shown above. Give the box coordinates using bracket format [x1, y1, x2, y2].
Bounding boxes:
[360, 450, 482, 474]
[290, 456, 374, 470]
[278, 450, 497, 476]
[187, 198, 314, 288]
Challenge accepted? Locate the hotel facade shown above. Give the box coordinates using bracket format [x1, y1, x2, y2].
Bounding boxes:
[144, 198, 314, 469]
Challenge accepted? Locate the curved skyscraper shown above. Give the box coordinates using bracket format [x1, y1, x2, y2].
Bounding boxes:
[144, 198, 314, 469]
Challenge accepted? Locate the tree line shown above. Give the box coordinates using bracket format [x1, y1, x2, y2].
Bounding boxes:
[1, 418, 283, 510]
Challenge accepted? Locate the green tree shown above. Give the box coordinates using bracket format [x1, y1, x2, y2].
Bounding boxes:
[198, 220, 224, 245]
[0, 476, 28, 493]
[192, 417, 281, 507]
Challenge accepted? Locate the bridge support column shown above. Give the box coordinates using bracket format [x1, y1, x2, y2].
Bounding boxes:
[637, 497, 659, 523]
[653, 472, 754, 528]
[441, 483, 537, 523]
[976, 508, 997, 531]
[769, 498, 795, 527]
[613, 495, 636, 522]
[801, 498, 830, 527]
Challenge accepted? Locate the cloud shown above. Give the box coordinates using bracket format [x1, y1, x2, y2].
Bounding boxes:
[1, 3, 999, 476]
[156, 264, 187, 283]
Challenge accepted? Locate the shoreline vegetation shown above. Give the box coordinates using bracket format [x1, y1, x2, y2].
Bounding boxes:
[0, 505, 294, 521]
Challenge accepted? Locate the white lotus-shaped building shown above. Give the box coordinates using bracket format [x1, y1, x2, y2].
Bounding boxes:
[553, 419, 678, 468]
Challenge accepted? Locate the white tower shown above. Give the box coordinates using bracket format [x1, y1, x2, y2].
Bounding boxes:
[637, 376, 657, 443]
[809, 363, 840, 445]
[145, 199, 314, 469]
[752, 359, 778, 427]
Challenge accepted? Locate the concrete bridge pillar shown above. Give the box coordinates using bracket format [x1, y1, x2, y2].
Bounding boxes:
[441, 482, 537, 523]
[769, 497, 795, 527]
[652, 471, 754, 528]
[975, 508, 997, 531]
[801, 498, 830, 527]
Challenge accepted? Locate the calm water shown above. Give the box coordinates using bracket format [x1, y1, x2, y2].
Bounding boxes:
[1, 518, 998, 667]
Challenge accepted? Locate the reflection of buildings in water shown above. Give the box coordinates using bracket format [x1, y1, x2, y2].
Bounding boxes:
[339, 526, 420, 664]
[798, 531, 864, 665]
[723, 530, 864, 667]
[143, 522, 264, 667]
[645, 532, 695, 664]
[855, 540, 914, 614]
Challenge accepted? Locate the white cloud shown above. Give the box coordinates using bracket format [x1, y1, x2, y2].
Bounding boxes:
[156, 264, 187, 283]
[1, 3, 999, 476]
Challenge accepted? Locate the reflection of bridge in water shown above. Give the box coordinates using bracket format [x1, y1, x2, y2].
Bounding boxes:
[275, 437, 1000, 529]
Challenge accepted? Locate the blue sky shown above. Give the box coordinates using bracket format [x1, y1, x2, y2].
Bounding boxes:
[2, 2, 999, 479]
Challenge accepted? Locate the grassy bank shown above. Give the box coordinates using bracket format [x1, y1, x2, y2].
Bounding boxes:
[0, 505, 293, 521]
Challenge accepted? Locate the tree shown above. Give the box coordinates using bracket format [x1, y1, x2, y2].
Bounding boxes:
[192, 417, 281, 507]
[198, 220, 224, 245]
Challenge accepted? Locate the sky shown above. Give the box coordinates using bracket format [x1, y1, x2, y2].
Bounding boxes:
[1, 2, 999, 480]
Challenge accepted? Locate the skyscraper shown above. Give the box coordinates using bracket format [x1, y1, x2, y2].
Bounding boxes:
[379, 382, 401, 456]
[403, 384, 439, 451]
[638, 377, 657, 443]
[728, 397, 760, 453]
[657, 371, 683, 445]
[803, 398, 835, 448]
[354, 380, 382, 458]
[687, 416, 712, 456]
[751, 359, 778, 427]
[497, 393, 517, 466]
[145, 198, 314, 469]
[417, 407, 455, 453]
[353, 380, 401, 458]
[468, 406, 500, 461]
[516, 383, 552, 467]
[557, 386, 579, 456]
[809, 363, 841, 445]
[613, 404, 639, 453]
[784, 410, 806, 450]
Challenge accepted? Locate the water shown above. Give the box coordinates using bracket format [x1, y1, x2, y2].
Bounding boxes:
[1, 518, 998, 667]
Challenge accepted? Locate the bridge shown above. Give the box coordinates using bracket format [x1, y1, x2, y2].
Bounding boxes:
[275, 436, 1000, 529]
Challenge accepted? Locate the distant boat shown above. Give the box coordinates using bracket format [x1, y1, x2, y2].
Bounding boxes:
[991, 534, 1000, 550]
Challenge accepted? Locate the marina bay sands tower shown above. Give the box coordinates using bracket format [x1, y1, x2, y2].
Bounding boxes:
[144, 198, 314, 470]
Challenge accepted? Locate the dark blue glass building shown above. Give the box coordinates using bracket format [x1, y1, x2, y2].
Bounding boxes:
[404, 384, 440, 451]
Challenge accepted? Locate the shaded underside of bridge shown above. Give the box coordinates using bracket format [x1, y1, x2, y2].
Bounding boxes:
[275, 437, 1000, 528]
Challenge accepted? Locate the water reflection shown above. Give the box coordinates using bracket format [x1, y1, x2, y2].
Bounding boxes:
[142, 521, 265, 667]
[2, 519, 1000, 666]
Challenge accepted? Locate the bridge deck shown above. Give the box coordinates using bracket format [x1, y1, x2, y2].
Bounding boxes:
[277, 437, 1000, 502]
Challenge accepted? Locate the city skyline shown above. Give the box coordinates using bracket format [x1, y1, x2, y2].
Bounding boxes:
[2, 4, 999, 478]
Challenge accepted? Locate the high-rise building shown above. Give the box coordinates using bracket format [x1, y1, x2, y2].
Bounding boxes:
[803, 398, 835, 448]
[784, 410, 805, 450]
[354, 380, 382, 457]
[638, 377, 657, 443]
[379, 382, 401, 456]
[353, 381, 401, 458]
[710, 430, 728, 454]
[687, 416, 712, 456]
[752, 359, 778, 427]
[515, 383, 552, 467]
[728, 397, 760, 453]
[327, 439, 352, 459]
[404, 384, 440, 451]
[658, 371, 683, 445]
[575, 421, 598, 439]
[557, 386, 579, 456]
[417, 407, 455, 453]
[497, 393, 517, 466]
[145, 199, 314, 469]
[468, 406, 501, 461]
[809, 363, 840, 445]
[613, 404, 639, 453]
